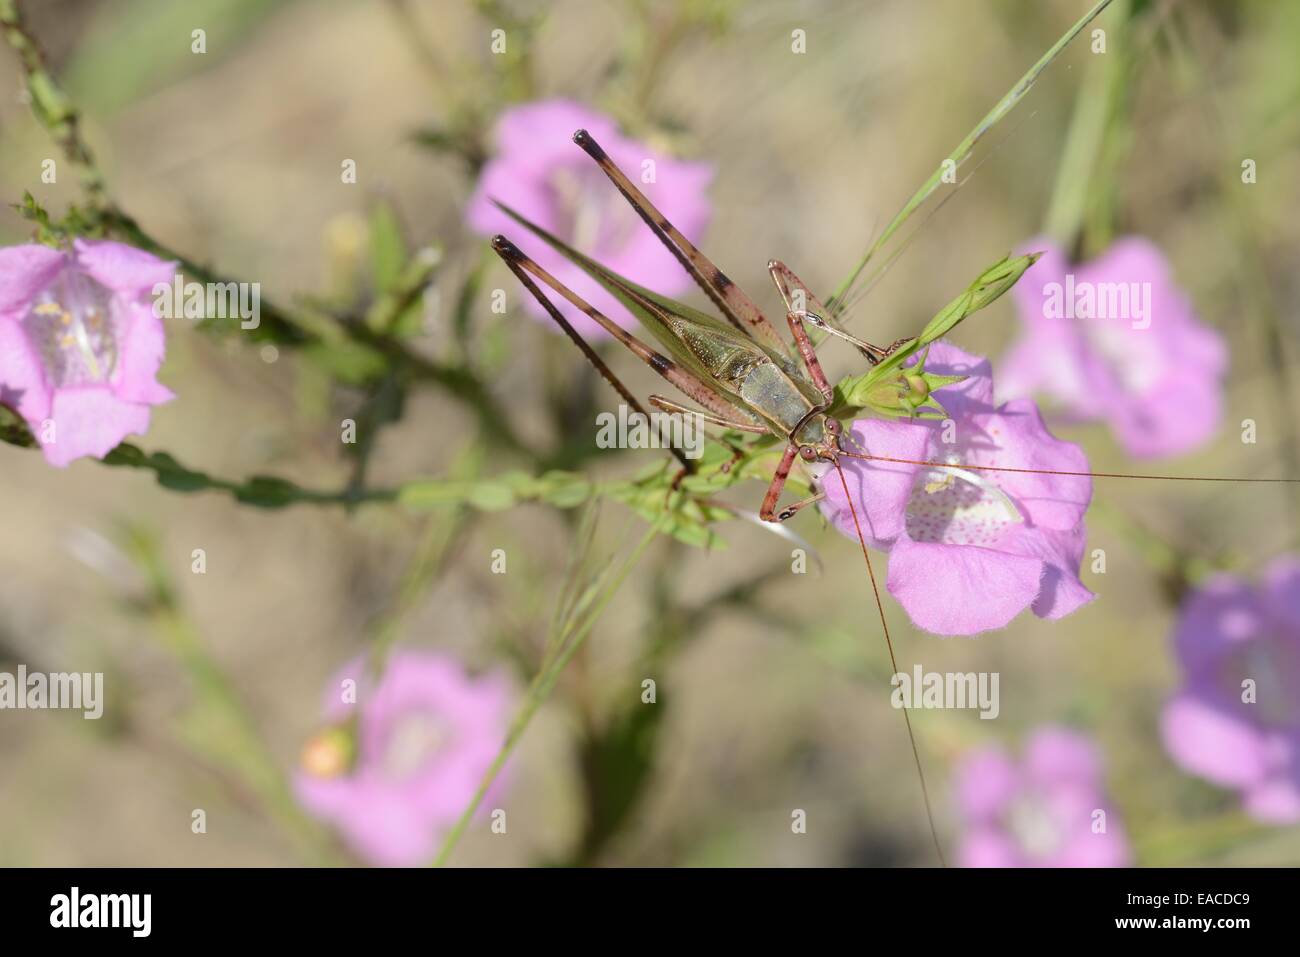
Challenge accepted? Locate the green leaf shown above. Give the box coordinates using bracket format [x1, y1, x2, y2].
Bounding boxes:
[467, 481, 517, 512]
[369, 199, 408, 295]
[576, 694, 666, 859]
[398, 480, 475, 509]
[0, 403, 36, 448]
[302, 340, 388, 385]
[235, 476, 304, 509]
[537, 471, 593, 508]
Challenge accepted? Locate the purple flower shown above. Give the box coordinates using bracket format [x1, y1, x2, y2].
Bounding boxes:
[466, 99, 713, 340]
[294, 651, 513, 867]
[954, 726, 1131, 867]
[822, 342, 1094, 636]
[0, 240, 175, 467]
[1160, 556, 1300, 823]
[999, 237, 1227, 459]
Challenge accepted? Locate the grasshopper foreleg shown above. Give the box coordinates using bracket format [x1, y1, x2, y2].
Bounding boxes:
[759, 443, 827, 522]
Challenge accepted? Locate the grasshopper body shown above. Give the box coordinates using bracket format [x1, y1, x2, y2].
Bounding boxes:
[489, 130, 900, 521]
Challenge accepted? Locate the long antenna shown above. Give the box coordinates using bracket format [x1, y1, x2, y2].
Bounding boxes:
[835, 450, 1300, 484]
[832, 459, 947, 866]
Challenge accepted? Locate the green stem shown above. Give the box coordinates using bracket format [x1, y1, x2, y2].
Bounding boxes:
[431, 518, 660, 866]
[2, 0, 539, 463]
[829, 0, 1116, 312]
[0, 0, 106, 200]
[1042, 29, 1118, 248]
[1163, 19, 1300, 541]
[119, 526, 338, 863]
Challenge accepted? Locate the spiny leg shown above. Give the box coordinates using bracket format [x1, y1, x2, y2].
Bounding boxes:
[648, 396, 760, 478]
[758, 443, 826, 523]
[783, 307, 850, 453]
[495, 244, 695, 471]
[785, 309, 835, 405]
[647, 395, 767, 433]
[769, 259, 913, 365]
[491, 236, 751, 426]
[572, 128, 791, 357]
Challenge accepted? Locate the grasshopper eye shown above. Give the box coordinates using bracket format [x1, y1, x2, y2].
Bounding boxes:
[825, 418, 841, 438]
[799, 445, 816, 462]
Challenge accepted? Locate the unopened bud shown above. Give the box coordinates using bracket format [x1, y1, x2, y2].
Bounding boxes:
[299, 725, 356, 778]
[904, 373, 930, 402]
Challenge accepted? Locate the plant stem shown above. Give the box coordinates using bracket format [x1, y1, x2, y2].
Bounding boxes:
[431, 516, 660, 866]
[829, 0, 1116, 313]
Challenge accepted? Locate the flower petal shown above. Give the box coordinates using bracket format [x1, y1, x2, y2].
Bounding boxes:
[1243, 776, 1300, 824]
[464, 100, 713, 341]
[41, 388, 151, 467]
[0, 244, 64, 316]
[996, 524, 1095, 621]
[1023, 726, 1103, 787]
[73, 239, 176, 301]
[1049, 823, 1132, 867]
[952, 746, 1019, 823]
[1262, 555, 1300, 633]
[493, 99, 622, 164]
[113, 302, 174, 404]
[294, 774, 438, 867]
[957, 829, 1023, 868]
[1160, 692, 1267, 788]
[1170, 573, 1261, 680]
[912, 341, 995, 411]
[971, 398, 1092, 532]
[0, 318, 52, 424]
[821, 418, 931, 547]
[886, 535, 1045, 635]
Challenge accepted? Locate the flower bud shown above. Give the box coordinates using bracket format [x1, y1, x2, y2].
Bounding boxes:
[299, 725, 356, 778]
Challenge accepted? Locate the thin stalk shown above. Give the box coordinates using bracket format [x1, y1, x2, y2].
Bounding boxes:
[829, 0, 1116, 312]
[431, 516, 660, 866]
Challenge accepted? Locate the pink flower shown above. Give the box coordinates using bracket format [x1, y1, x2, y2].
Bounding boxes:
[294, 651, 513, 867]
[822, 342, 1094, 636]
[999, 237, 1227, 459]
[0, 240, 175, 467]
[954, 726, 1131, 867]
[1160, 556, 1300, 824]
[466, 99, 713, 339]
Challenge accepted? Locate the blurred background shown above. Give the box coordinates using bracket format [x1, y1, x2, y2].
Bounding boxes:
[1, 0, 1298, 866]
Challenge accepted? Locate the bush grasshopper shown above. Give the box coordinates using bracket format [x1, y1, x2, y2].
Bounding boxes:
[487, 122, 1300, 865]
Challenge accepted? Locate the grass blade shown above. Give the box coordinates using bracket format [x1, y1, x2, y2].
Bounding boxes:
[828, 0, 1115, 314]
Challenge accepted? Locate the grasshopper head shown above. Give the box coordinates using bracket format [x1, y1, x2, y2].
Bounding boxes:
[796, 414, 841, 463]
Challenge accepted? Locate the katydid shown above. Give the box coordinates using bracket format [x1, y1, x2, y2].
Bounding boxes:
[491, 127, 950, 861]
[490, 129, 1300, 867]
